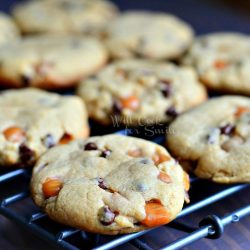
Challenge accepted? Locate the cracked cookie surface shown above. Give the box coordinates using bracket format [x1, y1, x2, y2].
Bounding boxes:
[0, 88, 89, 167]
[183, 32, 250, 95]
[12, 0, 118, 37]
[77, 59, 207, 125]
[31, 134, 189, 234]
[167, 96, 250, 183]
[0, 35, 108, 89]
[105, 11, 194, 60]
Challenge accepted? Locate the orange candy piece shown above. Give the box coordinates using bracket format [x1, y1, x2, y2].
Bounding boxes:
[127, 149, 143, 157]
[214, 60, 228, 70]
[42, 178, 63, 198]
[59, 133, 73, 144]
[141, 201, 170, 227]
[183, 172, 190, 191]
[3, 127, 26, 142]
[158, 172, 171, 183]
[153, 153, 171, 165]
[235, 106, 250, 118]
[120, 95, 139, 111]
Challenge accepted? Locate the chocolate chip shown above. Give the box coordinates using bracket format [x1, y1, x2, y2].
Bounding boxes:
[101, 150, 112, 158]
[220, 123, 235, 135]
[112, 101, 122, 115]
[42, 134, 55, 148]
[136, 182, 149, 192]
[84, 142, 98, 151]
[161, 84, 172, 97]
[20, 74, 31, 86]
[139, 158, 152, 164]
[97, 178, 108, 190]
[19, 144, 35, 167]
[160, 79, 171, 85]
[99, 206, 116, 226]
[166, 106, 178, 117]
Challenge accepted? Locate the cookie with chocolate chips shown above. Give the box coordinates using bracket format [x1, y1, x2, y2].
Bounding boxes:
[0, 35, 108, 89]
[77, 59, 207, 125]
[167, 96, 250, 183]
[183, 32, 250, 95]
[12, 0, 118, 37]
[0, 88, 89, 167]
[105, 11, 194, 60]
[0, 12, 20, 47]
[31, 134, 189, 234]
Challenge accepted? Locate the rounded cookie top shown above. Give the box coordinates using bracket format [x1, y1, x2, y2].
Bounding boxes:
[0, 12, 20, 46]
[105, 11, 194, 60]
[0, 88, 89, 167]
[12, 0, 119, 36]
[0, 35, 108, 89]
[31, 134, 189, 234]
[77, 59, 207, 125]
[183, 32, 250, 95]
[167, 96, 250, 183]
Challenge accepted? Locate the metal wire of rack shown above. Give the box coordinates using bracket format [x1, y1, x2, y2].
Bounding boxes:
[0, 133, 249, 250]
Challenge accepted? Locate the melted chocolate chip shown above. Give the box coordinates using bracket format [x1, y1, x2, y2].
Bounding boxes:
[97, 178, 108, 190]
[160, 79, 171, 85]
[20, 74, 31, 86]
[19, 144, 35, 167]
[136, 182, 149, 192]
[220, 123, 235, 135]
[99, 206, 116, 226]
[139, 158, 152, 164]
[42, 134, 55, 148]
[101, 150, 112, 158]
[84, 142, 98, 151]
[166, 106, 178, 117]
[112, 101, 122, 115]
[161, 84, 172, 97]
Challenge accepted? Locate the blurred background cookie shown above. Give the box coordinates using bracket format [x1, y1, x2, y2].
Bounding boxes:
[0, 12, 20, 46]
[183, 32, 250, 95]
[0, 88, 89, 167]
[77, 59, 207, 126]
[31, 134, 189, 234]
[0, 35, 108, 89]
[12, 0, 119, 37]
[167, 96, 250, 183]
[105, 11, 194, 60]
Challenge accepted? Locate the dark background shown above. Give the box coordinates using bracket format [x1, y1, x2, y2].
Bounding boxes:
[1, 0, 250, 34]
[0, 0, 249, 250]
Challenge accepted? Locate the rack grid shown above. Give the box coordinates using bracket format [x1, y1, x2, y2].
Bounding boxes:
[0, 133, 249, 250]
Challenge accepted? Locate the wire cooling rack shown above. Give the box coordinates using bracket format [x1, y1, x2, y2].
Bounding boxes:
[0, 133, 249, 250]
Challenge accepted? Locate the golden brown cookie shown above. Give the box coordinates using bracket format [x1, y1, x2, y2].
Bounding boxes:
[167, 96, 250, 183]
[31, 134, 190, 234]
[0, 88, 89, 167]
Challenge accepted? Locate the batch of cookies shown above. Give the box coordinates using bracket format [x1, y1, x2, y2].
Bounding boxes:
[0, 0, 249, 236]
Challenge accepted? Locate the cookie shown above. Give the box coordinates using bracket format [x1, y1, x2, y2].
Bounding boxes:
[0, 12, 20, 46]
[0, 88, 89, 167]
[77, 59, 207, 126]
[31, 134, 189, 234]
[183, 32, 250, 95]
[167, 96, 250, 183]
[0, 35, 108, 89]
[105, 11, 194, 60]
[12, 0, 118, 37]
